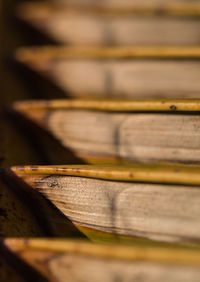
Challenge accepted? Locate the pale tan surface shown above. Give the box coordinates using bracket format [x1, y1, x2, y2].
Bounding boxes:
[18, 58, 200, 98]
[19, 174, 200, 242]
[21, 14, 200, 46]
[5, 251, 200, 282]
[25, 109, 200, 164]
[49, 254, 200, 282]
[50, 60, 200, 98]
[5, 238, 200, 282]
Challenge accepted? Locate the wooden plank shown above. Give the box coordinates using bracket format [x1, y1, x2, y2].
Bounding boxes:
[15, 46, 200, 99]
[12, 99, 200, 164]
[17, 2, 200, 46]
[11, 164, 200, 242]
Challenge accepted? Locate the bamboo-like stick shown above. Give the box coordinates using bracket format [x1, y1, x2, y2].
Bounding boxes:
[5, 238, 200, 266]
[15, 46, 200, 63]
[13, 98, 200, 112]
[17, 2, 200, 17]
[11, 163, 200, 186]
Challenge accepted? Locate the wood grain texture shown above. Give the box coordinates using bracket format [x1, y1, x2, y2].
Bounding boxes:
[12, 102, 200, 163]
[15, 47, 200, 98]
[12, 171, 200, 242]
[18, 2, 200, 46]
